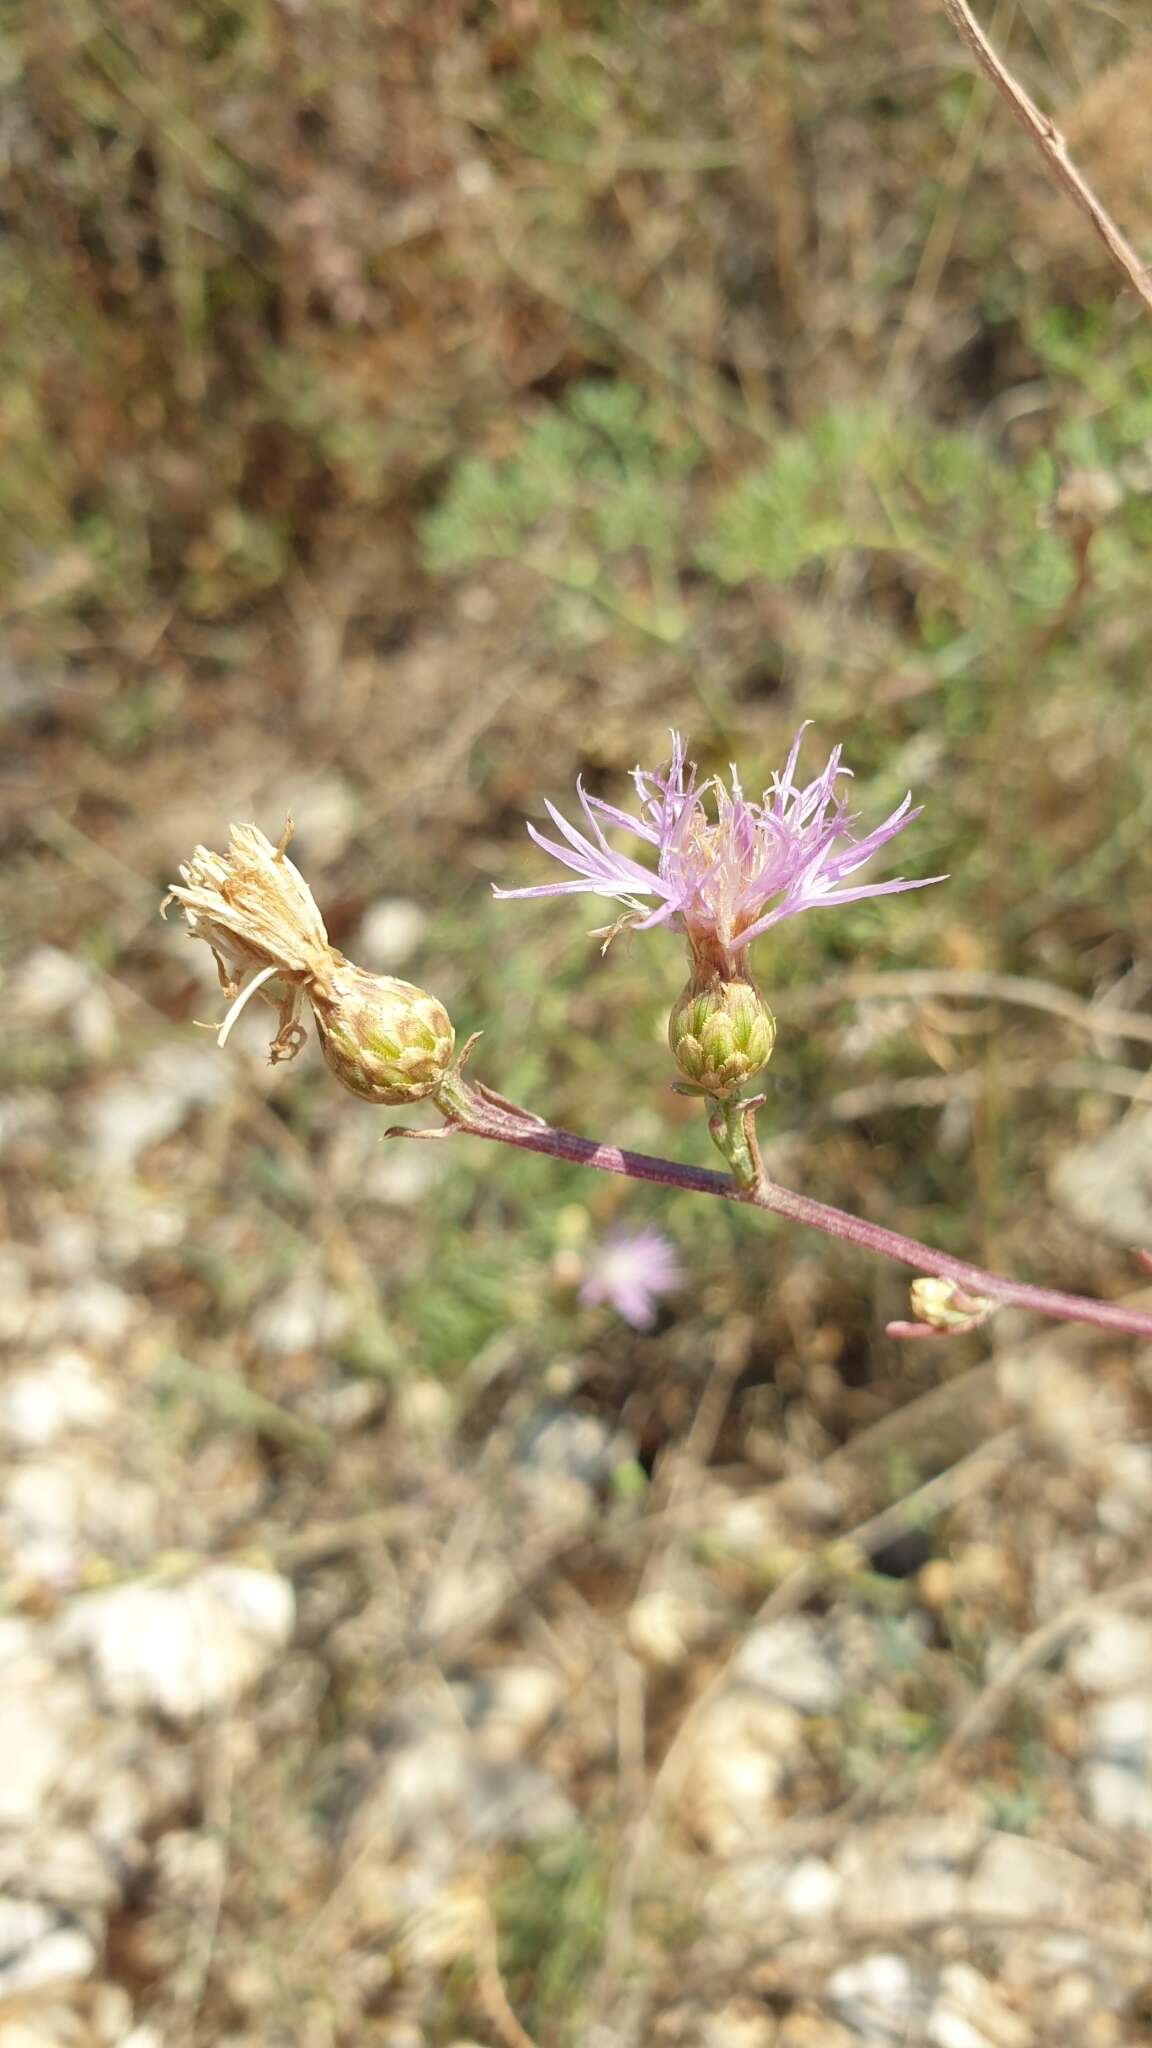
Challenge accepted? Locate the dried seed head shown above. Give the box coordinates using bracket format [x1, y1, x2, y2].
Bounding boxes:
[309, 963, 455, 1105]
[667, 973, 776, 1099]
[164, 821, 454, 1096]
[166, 821, 330, 984]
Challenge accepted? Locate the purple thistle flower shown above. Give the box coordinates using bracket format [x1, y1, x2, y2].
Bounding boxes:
[495, 726, 944, 971]
[579, 1225, 683, 1330]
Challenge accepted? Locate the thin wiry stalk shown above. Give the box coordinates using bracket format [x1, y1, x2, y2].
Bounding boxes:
[940, 0, 1152, 321]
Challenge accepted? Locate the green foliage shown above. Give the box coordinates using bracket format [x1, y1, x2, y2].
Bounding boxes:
[492, 1830, 610, 2044]
[698, 402, 1072, 620]
[422, 378, 704, 641]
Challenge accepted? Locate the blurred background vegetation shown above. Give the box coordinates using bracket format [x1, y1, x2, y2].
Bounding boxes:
[3, 2, 1152, 2043]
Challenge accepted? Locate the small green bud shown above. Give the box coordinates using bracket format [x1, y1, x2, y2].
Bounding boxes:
[667, 973, 775, 1099]
[309, 963, 455, 1106]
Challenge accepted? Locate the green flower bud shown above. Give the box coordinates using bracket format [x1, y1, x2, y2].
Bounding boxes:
[309, 963, 455, 1106]
[668, 973, 775, 1099]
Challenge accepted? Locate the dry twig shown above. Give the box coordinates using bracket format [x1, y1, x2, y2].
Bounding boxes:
[793, 968, 1152, 1050]
[940, 0, 1152, 320]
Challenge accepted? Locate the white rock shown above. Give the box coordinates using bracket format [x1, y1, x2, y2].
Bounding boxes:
[929, 1964, 1033, 2048]
[3, 1457, 157, 1585]
[0, 1900, 55, 1965]
[0, 1899, 98, 1995]
[10, 948, 115, 1057]
[929, 2017, 999, 2048]
[363, 1139, 449, 1208]
[966, 1835, 1094, 1921]
[678, 1690, 802, 1854]
[10, 947, 92, 1018]
[11, 1828, 120, 1909]
[780, 1855, 842, 1920]
[1082, 1756, 1152, 1833]
[627, 1586, 711, 1669]
[64, 1281, 136, 1349]
[998, 1352, 1129, 1462]
[734, 1616, 844, 1713]
[0, 1618, 39, 1662]
[418, 1557, 510, 1645]
[376, 1726, 472, 1846]
[0, 1926, 98, 1995]
[837, 1819, 979, 1927]
[515, 1409, 635, 1489]
[40, 1216, 99, 1279]
[0, 1094, 55, 1172]
[249, 1277, 352, 1355]
[0, 1351, 115, 1448]
[1051, 1109, 1152, 1246]
[1086, 1690, 1152, 1763]
[1081, 1691, 1152, 1831]
[454, 1663, 562, 1763]
[86, 1047, 227, 1174]
[1067, 1615, 1152, 1695]
[59, 1565, 295, 1721]
[89, 1984, 134, 2043]
[0, 2025, 76, 2048]
[367, 1718, 574, 1866]
[83, 1772, 153, 1853]
[0, 1661, 91, 1825]
[357, 897, 429, 970]
[700, 2000, 777, 2048]
[1097, 1445, 1152, 1535]
[466, 1762, 575, 1843]
[155, 1829, 227, 1904]
[392, 1375, 455, 1442]
[269, 772, 357, 865]
[827, 1952, 929, 2038]
[15, 1278, 137, 1353]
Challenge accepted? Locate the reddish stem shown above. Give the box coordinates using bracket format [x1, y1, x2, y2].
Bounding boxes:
[436, 1082, 1152, 1341]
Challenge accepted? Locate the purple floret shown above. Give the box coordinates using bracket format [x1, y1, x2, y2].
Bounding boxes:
[495, 726, 944, 967]
[579, 1225, 683, 1330]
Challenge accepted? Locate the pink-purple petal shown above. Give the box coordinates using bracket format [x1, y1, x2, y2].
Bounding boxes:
[497, 728, 943, 952]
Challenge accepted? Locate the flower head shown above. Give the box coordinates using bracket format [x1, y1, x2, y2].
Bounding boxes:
[496, 727, 943, 975]
[164, 822, 454, 1102]
[579, 1224, 683, 1329]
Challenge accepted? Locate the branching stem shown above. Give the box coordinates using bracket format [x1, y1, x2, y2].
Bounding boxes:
[417, 1074, 1152, 1342]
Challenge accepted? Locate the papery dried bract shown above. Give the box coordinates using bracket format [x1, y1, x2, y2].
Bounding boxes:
[169, 823, 330, 983]
[164, 822, 454, 1101]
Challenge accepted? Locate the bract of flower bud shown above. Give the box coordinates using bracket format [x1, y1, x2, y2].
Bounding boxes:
[908, 1277, 996, 1333]
[667, 973, 776, 1099]
[308, 962, 455, 1106]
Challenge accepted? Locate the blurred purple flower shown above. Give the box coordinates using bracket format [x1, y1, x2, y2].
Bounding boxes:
[579, 1225, 683, 1329]
[495, 726, 943, 970]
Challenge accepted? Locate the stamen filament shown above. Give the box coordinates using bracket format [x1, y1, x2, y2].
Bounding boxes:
[216, 963, 280, 1047]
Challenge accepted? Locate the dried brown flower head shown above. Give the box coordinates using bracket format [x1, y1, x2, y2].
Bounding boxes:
[164, 822, 454, 1104]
